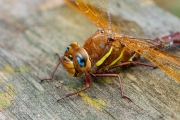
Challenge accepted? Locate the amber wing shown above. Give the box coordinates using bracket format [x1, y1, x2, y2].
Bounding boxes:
[73, 0, 110, 30]
[65, 0, 143, 37]
[116, 35, 180, 83]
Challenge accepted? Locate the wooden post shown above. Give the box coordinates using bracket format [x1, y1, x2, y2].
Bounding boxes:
[0, 0, 180, 119]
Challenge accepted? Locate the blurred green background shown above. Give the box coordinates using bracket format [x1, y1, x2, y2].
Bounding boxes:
[154, 0, 180, 18]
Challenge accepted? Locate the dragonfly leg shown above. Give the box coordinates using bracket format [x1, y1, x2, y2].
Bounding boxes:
[108, 61, 157, 70]
[41, 53, 61, 83]
[155, 32, 180, 45]
[90, 73, 132, 101]
[57, 73, 90, 102]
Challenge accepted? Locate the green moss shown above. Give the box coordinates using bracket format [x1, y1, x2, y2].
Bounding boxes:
[79, 92, 107, 110]
[0, 84, 17, 110]
[1, 64, 30, 74]
[65, 82, 108, 110]
[0, 92, 12, 110]
[2, 65, 15, 74]
[15, 66, 30, 73]
[101, 78, 111, 84]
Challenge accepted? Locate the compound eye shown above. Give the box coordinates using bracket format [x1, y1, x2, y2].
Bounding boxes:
[65, 46, 71, 52]
[76, 53, 86, 67]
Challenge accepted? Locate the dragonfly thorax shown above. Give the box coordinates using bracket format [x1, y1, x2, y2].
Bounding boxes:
[62, 42, 91, 77]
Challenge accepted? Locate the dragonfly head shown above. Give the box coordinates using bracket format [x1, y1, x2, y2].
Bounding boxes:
[62, 42, 91, 77]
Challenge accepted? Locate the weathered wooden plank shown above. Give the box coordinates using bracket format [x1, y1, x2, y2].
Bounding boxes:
[0, 0, 180, 120]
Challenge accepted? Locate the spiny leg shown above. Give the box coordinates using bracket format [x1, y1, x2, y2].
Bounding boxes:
[90, 73, 131, 101]
[57, 73, 90, 102]
[41, 53, 61, 82]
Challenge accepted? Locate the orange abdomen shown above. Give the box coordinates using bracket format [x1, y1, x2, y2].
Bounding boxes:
[83, 31, 140, 73]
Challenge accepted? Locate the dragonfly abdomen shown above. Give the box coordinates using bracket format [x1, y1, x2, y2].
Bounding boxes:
[83, 31, 140, 72]
[155, 32, 180, 45]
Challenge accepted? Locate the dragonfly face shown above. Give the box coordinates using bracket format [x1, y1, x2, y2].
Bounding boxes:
[62, 42, 91, 77]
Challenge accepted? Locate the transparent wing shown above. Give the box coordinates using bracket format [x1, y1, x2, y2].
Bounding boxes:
[116, 35, 180, 83]
[86, 0, 111, 30]
[74, 0, 109, 30]
[65, 0, 143, 36]
[111, 15, 143, 37]
[65, 0, 80, 12]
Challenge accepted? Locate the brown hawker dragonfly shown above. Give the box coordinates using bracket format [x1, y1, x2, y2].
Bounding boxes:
[41, 0, 180, 101]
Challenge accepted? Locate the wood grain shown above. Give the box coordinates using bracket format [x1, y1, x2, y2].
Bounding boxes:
[0, 0, 180, 120]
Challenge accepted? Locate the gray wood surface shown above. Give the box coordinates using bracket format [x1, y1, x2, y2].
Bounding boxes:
[0, 0, 180, 120]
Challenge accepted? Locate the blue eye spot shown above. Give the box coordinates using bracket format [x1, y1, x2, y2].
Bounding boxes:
[76, 54, 86, 67]
[65, 46, 70, 52]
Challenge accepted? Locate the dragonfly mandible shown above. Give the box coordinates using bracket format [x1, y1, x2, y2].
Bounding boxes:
[41, 0, 180, 101]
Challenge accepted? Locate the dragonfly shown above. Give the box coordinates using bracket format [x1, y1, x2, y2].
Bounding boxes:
[41, 0, 180, 101]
